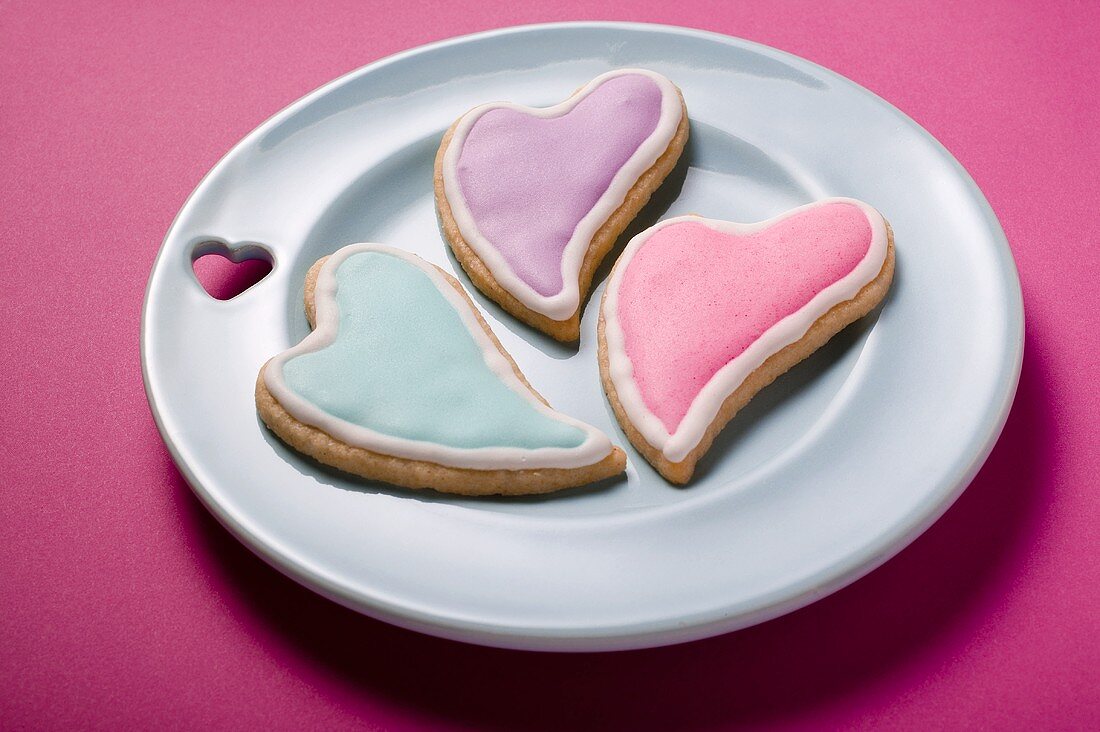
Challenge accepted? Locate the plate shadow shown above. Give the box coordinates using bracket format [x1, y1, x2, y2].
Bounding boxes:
[171, 327, 1046, 730]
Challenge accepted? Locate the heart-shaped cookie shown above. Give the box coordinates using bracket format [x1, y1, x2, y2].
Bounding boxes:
[435, 69, 688, 341]
[258, 244, 625, 495]
[599, 199, 895, 484]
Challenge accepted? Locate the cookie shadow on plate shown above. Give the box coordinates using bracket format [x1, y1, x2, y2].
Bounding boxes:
[686, 260, 901, 485]
[254, 412, 626, 504]
[598, 312, 879, 491]
[436, 239, 577, 361]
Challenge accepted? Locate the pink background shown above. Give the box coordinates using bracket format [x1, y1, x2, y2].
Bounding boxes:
[3, 1, 1098, 728]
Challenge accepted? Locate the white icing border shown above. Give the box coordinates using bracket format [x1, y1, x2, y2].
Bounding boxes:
[602, 198, 890, 463]
[441, 68, 683, 321]
[264, 244, 614, 470]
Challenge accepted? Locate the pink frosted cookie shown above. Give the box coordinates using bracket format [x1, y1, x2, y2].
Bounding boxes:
[598, 199, 896, 483]
[434, 69, 689, 341]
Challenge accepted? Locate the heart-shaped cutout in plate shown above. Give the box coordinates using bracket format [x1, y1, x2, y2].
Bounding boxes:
[191, 241, 274, 300]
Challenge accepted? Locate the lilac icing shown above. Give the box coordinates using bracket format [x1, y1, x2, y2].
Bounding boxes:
[454, 74, 664, 297]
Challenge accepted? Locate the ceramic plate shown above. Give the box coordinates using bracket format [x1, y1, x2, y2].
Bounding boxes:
[142, 22, 1023, 651]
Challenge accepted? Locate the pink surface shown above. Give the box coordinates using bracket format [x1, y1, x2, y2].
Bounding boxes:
[2, 0, 1098, 728]
[457, 73, 664, 296]
[618, 206, 873, 432]
[193, 254, 273, 301]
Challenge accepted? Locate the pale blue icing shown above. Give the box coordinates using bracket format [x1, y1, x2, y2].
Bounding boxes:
[281, 252, 586, 451]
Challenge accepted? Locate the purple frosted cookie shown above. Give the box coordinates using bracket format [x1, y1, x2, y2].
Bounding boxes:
[434, 69, 689, 341]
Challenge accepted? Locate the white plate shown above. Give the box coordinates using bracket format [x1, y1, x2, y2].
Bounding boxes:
[142, 22, 1023, 651]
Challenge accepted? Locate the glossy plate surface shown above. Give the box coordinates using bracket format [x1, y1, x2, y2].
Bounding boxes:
[142, 22, 1023, 651]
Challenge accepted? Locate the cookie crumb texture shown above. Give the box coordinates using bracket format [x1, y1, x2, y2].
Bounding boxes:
[257, 246, 625, 496]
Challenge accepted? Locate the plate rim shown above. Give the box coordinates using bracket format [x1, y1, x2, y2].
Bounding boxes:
[141, 20, 1024, 651]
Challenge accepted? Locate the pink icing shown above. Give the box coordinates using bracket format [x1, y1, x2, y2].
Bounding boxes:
[617, 203, 874, 433]
[455, 74, 664, 297]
